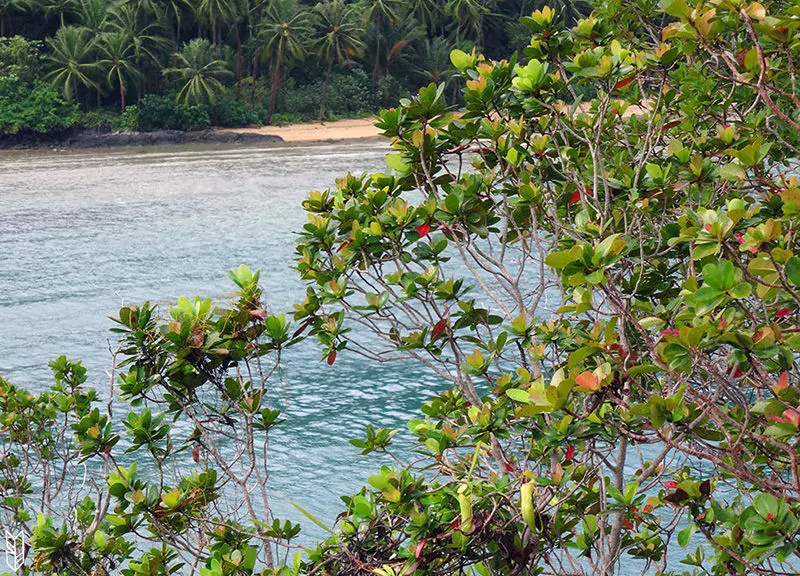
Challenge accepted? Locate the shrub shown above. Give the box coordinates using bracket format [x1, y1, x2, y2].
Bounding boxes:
[136, 93, 210, 132]
[0, 81, 79, 135]
[214, 93, 260, 127]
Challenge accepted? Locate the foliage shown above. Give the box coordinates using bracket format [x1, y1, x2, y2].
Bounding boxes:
[0, 266, 304, 575]
[215, 93, 260, 127]
[278, 67, 382, 121]
[1, 0, 565, 129]
[293, 1, 800, 575]
[0, 35, 80, 134]
[136, 92, 210, 131]
[163, 38, 232, 106]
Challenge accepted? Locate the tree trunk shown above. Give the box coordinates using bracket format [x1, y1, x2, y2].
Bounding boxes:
[236, 24, 243, 96]
[266, 54, 281, 124]
[121, 84, 126, 111]
[319, 58, 333, 121]
[371, 12, 381, 85]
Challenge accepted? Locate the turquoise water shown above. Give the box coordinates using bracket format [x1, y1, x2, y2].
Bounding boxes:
[0, 141, 440, 543]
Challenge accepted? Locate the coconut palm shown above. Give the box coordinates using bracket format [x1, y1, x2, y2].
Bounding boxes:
[414, 36, 460, 89]
[407, 0, 440, 35]
[43, 25, 98, 99]
[445, 0, 491, 44]
[163, 37, 232, 105]
[314, 0, 365, 120]
[195, 0, 237, 47]
[76, 0, 109, 37]
[360, 0, 400, 84]
[106, 2, 169, 67]
[97, 31, 142, 109]
[257, 0, 311, 124]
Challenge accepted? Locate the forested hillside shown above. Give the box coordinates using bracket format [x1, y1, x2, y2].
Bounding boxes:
[0, 0, 587, 134]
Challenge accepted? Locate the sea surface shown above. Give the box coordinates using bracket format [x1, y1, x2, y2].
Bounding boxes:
[0, 141, 440, 543]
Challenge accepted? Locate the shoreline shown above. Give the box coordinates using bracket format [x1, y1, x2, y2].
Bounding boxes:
[217, 117, 383, 143]
[0, 118, 383, 151]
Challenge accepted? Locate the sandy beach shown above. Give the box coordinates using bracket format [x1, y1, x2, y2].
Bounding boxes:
[221, 117, 383, 143]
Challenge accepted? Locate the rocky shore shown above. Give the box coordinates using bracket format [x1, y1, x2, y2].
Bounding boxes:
[0, 129, 284, 150]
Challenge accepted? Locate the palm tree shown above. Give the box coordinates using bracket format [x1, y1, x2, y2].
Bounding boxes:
[97, 31, 142, 109]
[360, 0, 399, 85]
[314, 0, 365, 120]
[195, 0, 237, 47]
[257, 0, 310, 124]
[106, 2, 169, 66]
[445, 0, 490, 45]
[43, 25, 98, 100]
[407, 0, 440, 35]
[414, 36, 460, 89]
[163, 37, 232, 105]
[76, 0, 109, 37]
[106, 2, 169, 94]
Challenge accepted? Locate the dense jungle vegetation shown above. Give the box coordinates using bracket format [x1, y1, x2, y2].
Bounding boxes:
[0, 0, 587, 134]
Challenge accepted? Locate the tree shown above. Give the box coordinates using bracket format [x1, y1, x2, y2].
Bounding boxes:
[163, 37, 231, 105]
[195, 0, 237, 48]
[313, 0, 365, 120]
[257, 0, 310, 124]
[43, 25, 98, 100]
[75, 0, 110, 38]
[295, 2, 800, 574]
[97, 31, 142, 110]
[359, 0, 399, 84]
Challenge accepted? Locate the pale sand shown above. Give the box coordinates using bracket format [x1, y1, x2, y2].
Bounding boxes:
[220, 117, 383, 143]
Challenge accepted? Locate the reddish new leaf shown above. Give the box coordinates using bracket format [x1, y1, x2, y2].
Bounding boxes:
[431, 319, 447, 341]
[415, 223, 431, 237]
[613, 76, 634, 90]
[575, 371, 600, 391]
[327, 350, 337, 365]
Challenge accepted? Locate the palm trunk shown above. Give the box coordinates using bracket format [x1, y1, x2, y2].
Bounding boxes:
[371, 12, 381, 85]
[235, 24, 243, 95]
[319, 58, 333, 121]
[120, 84, 126, 111]
[266, 54, 281, 124]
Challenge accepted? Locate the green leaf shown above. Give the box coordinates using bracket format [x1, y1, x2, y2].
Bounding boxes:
[506, 388, 530, 402]
[290, 501, 333, 534]
[786, 257, 800, 286]
[678, 523, 696, 547]
[450, 49, 474, 70]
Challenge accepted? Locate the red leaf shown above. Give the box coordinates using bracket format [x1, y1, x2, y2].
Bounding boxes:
[661, 329, 680, 337]
[431, 319, 447, 341]
[663, 119, 682, 130]
[415, 223, 431, 237]
[564, 445, 575, 463]
[192, 444, 201, 463]
[772, 371, 789, 393]
[568, 190, 581, 205]
[776, 308, 793, 319]
[327, 350, 337, 365]
[575, 371, 600, 391]
[613, 76, 634, 90]
[415, 537, 427, 559]
[784, 408, 800, 427]
[663, 480, 678, 490]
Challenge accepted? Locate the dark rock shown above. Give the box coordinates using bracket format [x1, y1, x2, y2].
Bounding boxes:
[0, 129, 283, 150]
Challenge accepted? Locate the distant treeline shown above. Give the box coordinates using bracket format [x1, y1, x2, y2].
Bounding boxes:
[0, 0, 588, 134]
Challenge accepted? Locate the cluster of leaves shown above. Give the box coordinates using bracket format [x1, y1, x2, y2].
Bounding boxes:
[0, 266, 309, 576]
[294, 1, 800, 574]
